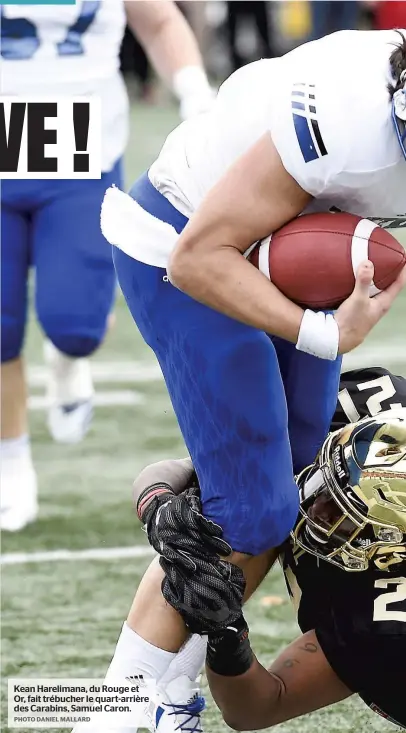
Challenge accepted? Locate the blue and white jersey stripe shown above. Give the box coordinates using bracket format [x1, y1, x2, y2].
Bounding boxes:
[291, 83, 328, 163]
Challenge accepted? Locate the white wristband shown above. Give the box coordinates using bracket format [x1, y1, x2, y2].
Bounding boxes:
[173, 66, 215, 120]
[173, 65, 211, 99]
[296, 310, 339, 361]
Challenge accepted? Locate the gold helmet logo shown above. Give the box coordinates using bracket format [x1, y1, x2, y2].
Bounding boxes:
[293, 408, 406, 571]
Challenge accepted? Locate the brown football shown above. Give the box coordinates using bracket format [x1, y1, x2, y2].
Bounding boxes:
[248, 212, 406, 309]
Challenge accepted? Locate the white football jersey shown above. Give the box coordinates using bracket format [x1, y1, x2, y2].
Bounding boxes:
[144, 30, 406, 258]
[1, 0, 128, 170]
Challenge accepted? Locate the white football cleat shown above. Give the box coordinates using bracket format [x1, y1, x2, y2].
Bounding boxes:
[70, 682, 152, 733]
[0, 456, 38, 531]
[150, 675, 205, 733]
[70, 676, 204, 733]
[47, 399, 93, 445]
[44, 340, 94, 444]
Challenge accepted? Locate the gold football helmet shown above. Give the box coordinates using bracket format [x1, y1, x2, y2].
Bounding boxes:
[293, 408, 406, 571]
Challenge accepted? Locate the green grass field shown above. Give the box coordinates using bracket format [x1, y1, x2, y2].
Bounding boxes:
[2, 100, 406, 733]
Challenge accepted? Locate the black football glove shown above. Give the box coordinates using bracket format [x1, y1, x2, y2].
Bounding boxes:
[141, 485, 246, 635]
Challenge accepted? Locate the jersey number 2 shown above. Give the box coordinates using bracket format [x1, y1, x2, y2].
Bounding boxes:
[1, 1, 101, 60]
[373, 577, 406, 622]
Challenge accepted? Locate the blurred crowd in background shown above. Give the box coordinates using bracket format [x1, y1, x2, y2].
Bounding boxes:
[120, 0, 406, 101]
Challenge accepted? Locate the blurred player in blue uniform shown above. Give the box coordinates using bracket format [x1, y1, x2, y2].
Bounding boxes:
[0, 0, 214, 532]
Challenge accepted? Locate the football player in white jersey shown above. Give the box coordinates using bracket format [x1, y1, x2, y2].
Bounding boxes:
[100, 27, 406, 731]
[1, 0, 214, 532]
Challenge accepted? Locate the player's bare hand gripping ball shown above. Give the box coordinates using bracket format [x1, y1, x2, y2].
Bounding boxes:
[335, 260, 406, 354]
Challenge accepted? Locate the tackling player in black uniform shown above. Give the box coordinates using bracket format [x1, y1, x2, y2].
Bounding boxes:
[135, 366, 406, 730]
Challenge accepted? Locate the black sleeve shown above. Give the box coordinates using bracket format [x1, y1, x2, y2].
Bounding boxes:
[331, 367, 406, 432]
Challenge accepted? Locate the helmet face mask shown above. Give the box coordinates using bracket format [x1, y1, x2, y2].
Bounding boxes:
[293, 409, 406, 571]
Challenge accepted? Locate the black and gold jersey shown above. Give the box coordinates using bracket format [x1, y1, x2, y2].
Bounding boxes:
[281, 365, 406, 727]
[281, 541, 406, 728]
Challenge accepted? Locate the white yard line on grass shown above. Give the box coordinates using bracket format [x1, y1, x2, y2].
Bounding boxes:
[28, 362, 163, 387]
[27, 345, 405, 391]
[28, 390, 144, 410]
[25, 346, 405, 410]
[1, 545, 154, 566]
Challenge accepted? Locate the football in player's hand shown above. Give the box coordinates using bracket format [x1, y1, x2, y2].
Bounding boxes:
[248, 212, 406, 309]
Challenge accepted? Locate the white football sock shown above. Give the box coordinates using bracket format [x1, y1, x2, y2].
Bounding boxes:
[104, 622, 176, 683]
[0, 435, 38, 531]
[44, 340, 93, 405]
[159, 634, 207, 686]
[1, 434, 32, 465]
